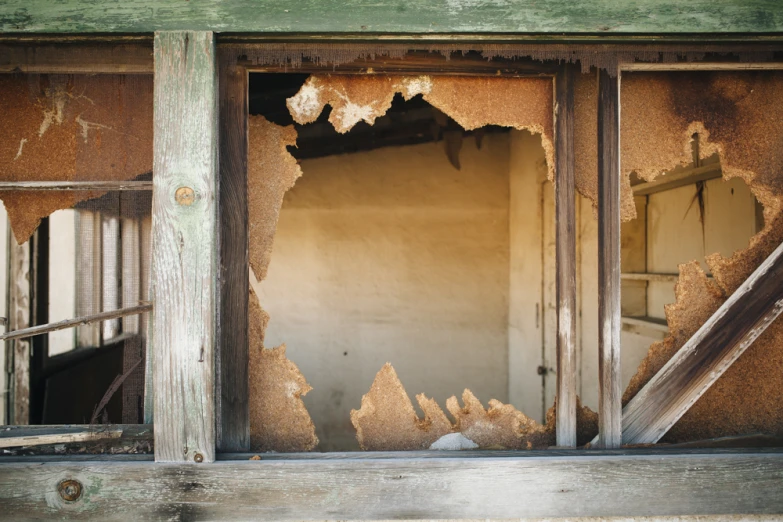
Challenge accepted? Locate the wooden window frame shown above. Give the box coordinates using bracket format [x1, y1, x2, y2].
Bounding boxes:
[0, 36, 782, 518]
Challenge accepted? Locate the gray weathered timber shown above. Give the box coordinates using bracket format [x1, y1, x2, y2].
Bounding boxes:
[2, 1, 783, 34]
[0, 181, 152, 191]
[152, 31, 217, 463]
[0, 305, 152, 342]
[631, 163, 722, 196]
[596, 68, 622, 449]
[554, 64, 576, 448]
[6, 235, 31, 425]
[622, 240, 783, 444]
[216, 58, 249, 452]
[0, 42, 153, 73]
[1, 452, 782, 519]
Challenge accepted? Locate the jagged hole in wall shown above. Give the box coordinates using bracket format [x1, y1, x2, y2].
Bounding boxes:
[246, 72, 603, 452]
[248, 70, 783, 452]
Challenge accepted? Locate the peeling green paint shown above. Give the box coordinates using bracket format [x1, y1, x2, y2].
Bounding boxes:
[0, 0, 782, 34]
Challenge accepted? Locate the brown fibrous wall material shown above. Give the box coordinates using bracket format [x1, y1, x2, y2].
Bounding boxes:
[351, 363, 598, 450]
[0, 74, 153, 242]
[248, 287, 319, 452]
[615, 71, 783, 441]
[286, 74, 555, 181]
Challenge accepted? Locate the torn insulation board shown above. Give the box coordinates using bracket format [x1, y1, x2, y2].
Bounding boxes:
[248, 115, 303, 282]
[620, 71, 783, 442]
[351, 363, 451, 451]
[446, 389, 551, 450]
[0, 74, 153, 242]
[352, 364, 599, 450]
[248, 288, 318, 452]
[287, 75, 555, 180]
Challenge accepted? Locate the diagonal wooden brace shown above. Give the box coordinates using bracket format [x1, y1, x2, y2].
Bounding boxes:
[619, 240, 783, 444]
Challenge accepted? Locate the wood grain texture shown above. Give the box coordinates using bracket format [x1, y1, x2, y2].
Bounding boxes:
[1, 452, 782, 519]
[216, 59, 249, 452]
[152, 31, 217, 463]
[0, 42, 152, 73]
[622, 240, 783, 444]
[2, 1, 783, 34]
[554, 64, 576, 448]
[596, 68, 622, 449]
[7, 236, 31, 425]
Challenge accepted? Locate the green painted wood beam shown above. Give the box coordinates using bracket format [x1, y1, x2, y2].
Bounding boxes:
[1, 1, 782, 35]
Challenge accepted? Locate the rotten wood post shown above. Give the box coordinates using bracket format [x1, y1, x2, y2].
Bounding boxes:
[596, 67, 622, 449]
[622, 240, 783, 444]
[555, 63, 577, 448]
[217, 55, 250, 452]
[6, 234, 31, 425]
[152, 31, 218, 463]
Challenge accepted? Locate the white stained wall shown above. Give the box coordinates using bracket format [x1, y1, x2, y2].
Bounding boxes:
[258, 134, 512, 450]
[48, 209, 77, 356]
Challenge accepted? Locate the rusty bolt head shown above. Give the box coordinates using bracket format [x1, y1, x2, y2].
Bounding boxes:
[175, 186, 196, 206]
[194, 453, 204, 463]
[58, 479, 83, 502]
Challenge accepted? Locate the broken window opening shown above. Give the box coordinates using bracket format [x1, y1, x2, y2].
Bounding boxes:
[246, 72, 600, 452]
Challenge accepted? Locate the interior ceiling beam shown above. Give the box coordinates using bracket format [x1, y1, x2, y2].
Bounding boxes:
[620, 239, 783, 445]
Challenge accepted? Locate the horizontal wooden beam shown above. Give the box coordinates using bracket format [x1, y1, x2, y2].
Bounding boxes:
[621, 62, 783, 71]
[0, 181, 153, 191]
[0, 304, 152, 342]
[2, 1, 783, 34]
[0, 451, 782, 518]
[622, 239, 783, 444]
[632, 163, 722, 196]
[0, 427, 122, 449]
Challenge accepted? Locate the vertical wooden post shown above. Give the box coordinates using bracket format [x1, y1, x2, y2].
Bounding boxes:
[555, 64, 577, 448]
[7, 234, 31, 425]
[152, 31, 218, 463]
[597, 68, 622, 448]
[216, 57, 250, 452]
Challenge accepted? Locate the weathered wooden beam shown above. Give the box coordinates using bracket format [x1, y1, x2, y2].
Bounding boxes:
[216, 58, 249, 452]
[0, 180, 152, 191]
[6, 235, 31, 425]
[1, 451, 782, 518]
[152, 31, 218, 463]
[554, 63, 576, 448]
[596, 68, 622, 449]
[0, 304, 152, 342]
[0, 43, 153, 73]
[622, 240, 783, 444]
[2, 1, 783, 34]
[0, 426, 122, 449]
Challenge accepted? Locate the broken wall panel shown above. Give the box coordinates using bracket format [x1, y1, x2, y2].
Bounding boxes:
[247, 115, 302, 282]
[248, 288, 318, 452]
[286, 74, 555, 180]
[0, 74, 153, 242]
[617, 71, 783, 442]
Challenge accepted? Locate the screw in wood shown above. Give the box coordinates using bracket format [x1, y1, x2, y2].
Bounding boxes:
[194, 453, 204, 463]
[175, 186, 196, 206]
[57, 479, 83, 502]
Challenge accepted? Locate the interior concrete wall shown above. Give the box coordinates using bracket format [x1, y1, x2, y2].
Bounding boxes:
[257, 134, 512, 450]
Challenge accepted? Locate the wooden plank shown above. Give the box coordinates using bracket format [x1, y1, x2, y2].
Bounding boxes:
[0, 181, 152, 191]
[0, 427, 122, 449]
[622, 240, 783, 444]
[554, 64, 576, 448]
[216, 58, 249, 452]
[621, 62, 783, 71]
[0, 305, 152, 342]
[152, 31, 218, 463]
[0, 452, 782, 518]
[596, 68, 622, 449]
[632, 163, 722, 196]
[6, 235, 31, 425]
[0, 43, 153, 73]
[2, 1, 783, 34]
